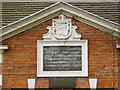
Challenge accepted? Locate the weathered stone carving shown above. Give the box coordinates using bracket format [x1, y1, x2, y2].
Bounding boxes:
[43, 14, 81, 40]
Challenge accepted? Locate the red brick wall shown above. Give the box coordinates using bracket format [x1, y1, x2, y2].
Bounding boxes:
[118, 49, 120, 88]
[2, 17, 120, 89]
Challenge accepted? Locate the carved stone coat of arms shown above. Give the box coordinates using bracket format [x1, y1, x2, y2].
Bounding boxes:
[43, 14, 81, 40]
[53, 15, 71, 39]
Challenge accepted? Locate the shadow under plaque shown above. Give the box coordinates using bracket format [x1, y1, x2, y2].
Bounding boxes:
[49, 78, 76, 88]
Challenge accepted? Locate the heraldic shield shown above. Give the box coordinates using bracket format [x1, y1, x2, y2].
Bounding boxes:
[53, 15, 72, 39]
[43, 14, 81, 40]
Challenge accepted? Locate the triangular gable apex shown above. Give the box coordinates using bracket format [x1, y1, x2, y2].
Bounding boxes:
[0, 2, 120, 41]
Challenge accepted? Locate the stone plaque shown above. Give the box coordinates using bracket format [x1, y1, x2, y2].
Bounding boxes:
[43, 46, 82, 71]
[49, 78, 75, 88]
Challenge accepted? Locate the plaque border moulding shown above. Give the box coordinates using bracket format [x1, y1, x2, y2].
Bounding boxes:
[37, 14, 88, 77]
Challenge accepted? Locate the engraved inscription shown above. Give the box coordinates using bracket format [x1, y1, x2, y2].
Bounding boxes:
[43, 46, 82, 71]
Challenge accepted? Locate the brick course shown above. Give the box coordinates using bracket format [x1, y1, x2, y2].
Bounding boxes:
[2, 17, 120, 89]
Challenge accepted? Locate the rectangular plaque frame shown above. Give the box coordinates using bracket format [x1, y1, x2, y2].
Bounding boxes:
[37, 40, 88, 77]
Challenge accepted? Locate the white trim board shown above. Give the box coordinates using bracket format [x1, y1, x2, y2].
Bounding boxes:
[0, 75, 2, 86]
[0, 2, 120, 41]
[116, 44, 120, 49]
[0, 45, 8, 63]
[28, 79, 36, 89]
[0, 45, 8, 50]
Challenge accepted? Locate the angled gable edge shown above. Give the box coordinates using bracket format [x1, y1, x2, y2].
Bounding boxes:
[0, 2, 120, 41]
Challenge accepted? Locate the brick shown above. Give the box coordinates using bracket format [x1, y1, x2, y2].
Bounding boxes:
[76, 78, 89, 88]
[36, 78, 49, 88]
[97, 80, 114, 88]
[2, 16, 120, 88]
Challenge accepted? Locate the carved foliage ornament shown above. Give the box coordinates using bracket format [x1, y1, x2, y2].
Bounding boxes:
[43, 15, 81, 40]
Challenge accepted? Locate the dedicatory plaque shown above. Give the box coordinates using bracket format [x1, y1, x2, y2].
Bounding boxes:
[43, 46, 82, 71]
[37, 15, 88, 77]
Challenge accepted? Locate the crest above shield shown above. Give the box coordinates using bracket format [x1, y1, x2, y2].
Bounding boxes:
[43, 14, 81, 40]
